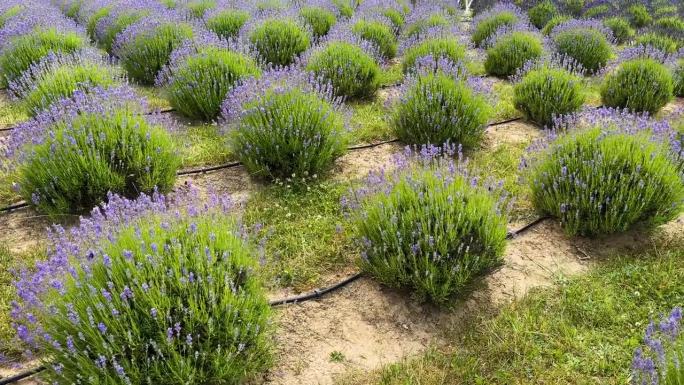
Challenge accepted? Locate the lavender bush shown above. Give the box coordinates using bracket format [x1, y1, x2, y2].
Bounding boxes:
[601, 57, 674, 115]
[484, 31, 544, 77]
[513, 61, 585, 127]
[342, 144, 510, 304]
[675, 60, 684, 97]
[603, 16, 635, 44]
[0, 27, 85, 88]
[632, 307, 684, 385]
[248, 17, 311, 66]
[401, 36, 467, 74]
[305, 40, 381, 99]
[9, 50, 124, 116]
[222, 67, 348, 181]
[351, 18, 397, 59]
[204, 8, 250, 39]
[95, 4, 158, 53]
[471, 3, 525, 47]
[541, 15, 570, 35]
[11, 188, 272, 384]
[393, 59, 491, 147]
[4, 86, 179, 216]
[528, 0, 558, 29]
[551, 20, 613, 74]
[524, 108, 684, 236]
[159, 40, 260, 120]
[114, 16, 195, 84]
[629, 3, 652, 28]
[635, 32, 680, 54]
[184, 0, 217, 18]
[299, 4, 337, 38]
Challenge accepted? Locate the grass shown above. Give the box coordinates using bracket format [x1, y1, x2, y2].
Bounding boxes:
[469, 141, 535, 222]
[348, 100, 393, 144]
[337, 242, 684, 385]
[490, 81, 519, 122]
[379, 61, 403, 87]
[132, 84, 171, 111]
[172, 123, 232, 168]
[0, 246, 45, 358]
[0, 92, 28, 128]
[243, 181, 356, 291]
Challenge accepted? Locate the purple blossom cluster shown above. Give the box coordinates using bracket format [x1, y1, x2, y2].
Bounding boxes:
[472, 2, 529, 32]
[0, 0, 84, 48]
[2, 86, 150, 171]
[8, 48, 123, 101]
[510, 53, 587, 84]
[632, 307, 684, 385]
[220, 65, 342, 124]
[550, 17, 616, 43]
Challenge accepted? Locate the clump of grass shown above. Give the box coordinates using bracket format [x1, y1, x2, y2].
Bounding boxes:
[244, 182, 354, 290]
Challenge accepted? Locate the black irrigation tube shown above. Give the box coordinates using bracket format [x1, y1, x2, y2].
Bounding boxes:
[0, 214, 550, 383]
[0, 115, 532, 215]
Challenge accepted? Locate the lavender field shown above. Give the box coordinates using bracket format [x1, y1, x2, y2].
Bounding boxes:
[0, 0, 683, 384]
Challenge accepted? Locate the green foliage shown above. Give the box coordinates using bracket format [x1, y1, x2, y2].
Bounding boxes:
[401, 37, 466, 73]
[675, 60, 684, 97]
[635, 32, 680, 54]
[23, 62, 120, 117]
[185, 0, 216, 18]
[404, 13, 449, 38]
[393, 71, 491, 147]
[306, 42, 380, 99]
[472, 11, 519, 47]
[299, 6, 337, 38]
[40, 203, 272, 384]
[629, 4, 653, 28]
[332, 0, 355, 18]
[119, 23, 194, 85]
[381, 7, 405, 30]
[0, 5, 23, 29]
[603, 16, 635, 44]
[205, 9, 250, 39]
[654, 16, 684, 37]
[249, 19, 310, 66]
[528, 0, 558, 29]
[100, 10, 147, 52]
[583, 4, 610, 18]
[513, 66, 585, 127]
[18, 108, 179, 216]
[484, 32, 544, 77]
[340, 248, 684, 385]
[530, 127, 683, 236]
[167, 47, 260, 120]
[86, 6, 112, 39]
[541, 15, 570, 35]
[243, 182, 353, 290]
[654, 5, 679, 18]
[231, 88, 347, 180]
[351, 19, 397, 59]
[562, 0, 585, 16]
[553, 28, 612, 74]
[0, 28, 85, 88]
[601, 58, 673, 115]
[351, 168, 508, 304]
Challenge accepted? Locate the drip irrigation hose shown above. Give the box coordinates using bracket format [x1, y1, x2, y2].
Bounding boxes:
[0, 215, 549, 383]
[0, 201, 28, 213]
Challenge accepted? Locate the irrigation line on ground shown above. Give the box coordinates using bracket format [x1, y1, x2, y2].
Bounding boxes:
[0, 215, 549, 383]
[0, 116, 529, 213]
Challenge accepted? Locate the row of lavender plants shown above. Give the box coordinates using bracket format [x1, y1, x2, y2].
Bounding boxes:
[0, 1, 682, 383]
